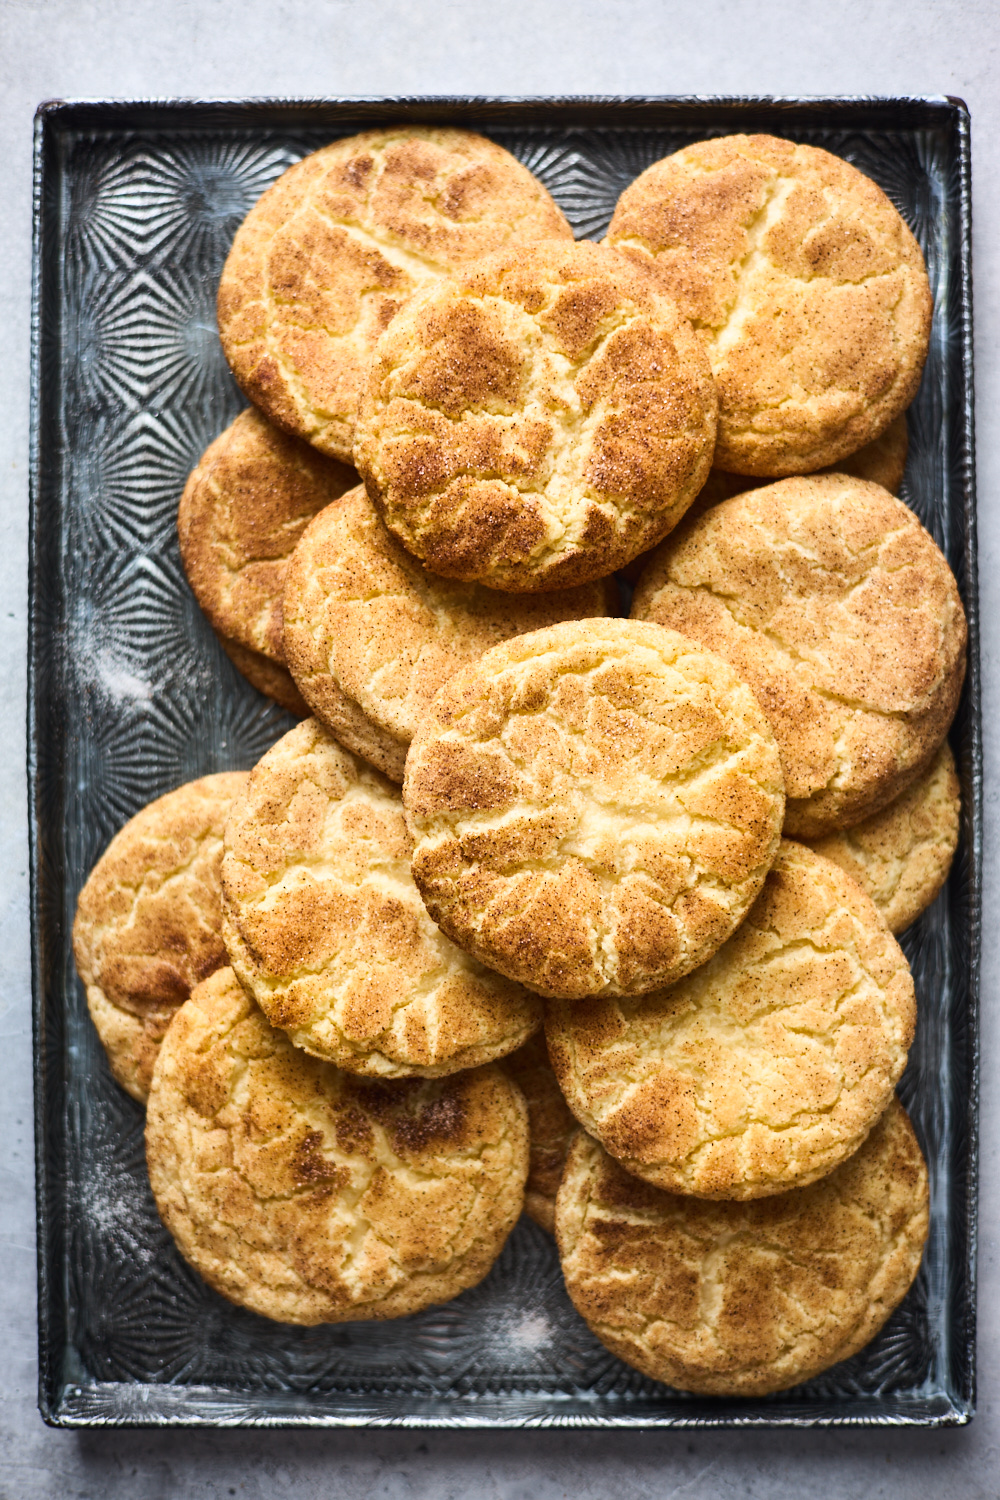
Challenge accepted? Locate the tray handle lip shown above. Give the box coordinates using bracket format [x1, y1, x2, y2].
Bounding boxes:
[951, 91, 980, 1422]
[29, 97, 59, 1429]
[39, 1383, 976, 1430]
[30, 90, 968, 115]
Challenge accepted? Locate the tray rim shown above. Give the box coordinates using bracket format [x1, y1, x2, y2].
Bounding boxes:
[28, 92, 981, 1431]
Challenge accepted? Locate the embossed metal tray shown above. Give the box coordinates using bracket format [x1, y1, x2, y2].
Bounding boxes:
[29, 96, 979, 1428]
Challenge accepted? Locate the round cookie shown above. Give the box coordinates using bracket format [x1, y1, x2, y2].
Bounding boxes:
[178, 407, 356, 665]
[72, 771, 249, 1103]
[556, 1098, 928, 1396]
[804, 742, 960, 934]
[606, 133, 931, 476]
[217, 128, 573, 464]
[503, 1032, 578, 1235]
[222, 718, 542, 1076]
[632, 474, 967, 836]
[546, 839, 916, 1199]
[282, 484, 617, 780]
[218, 633, 310, 717]
[354, 239, 718, 592]
[146, 967, 529, 1325]
[403, 618, 785, 1000]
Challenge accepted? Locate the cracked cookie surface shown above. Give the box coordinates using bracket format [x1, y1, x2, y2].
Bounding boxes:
[178, 407, 356, 669]
[556, 1097, 927, 1395]
[222, 718, 542, 1076]
[606, 134, 931, 476]
[403, 619, 785, 999]
[631, 473, 966, 836]
[354, 239, 718, 591]
[805, 742, 960, 934]
[546, 840, 915, 1198]
[217, 128, 572, 464]
[146, 967, 529, 1324]
[503, 1031, 578, 1234]
[73, 772, 249, 1103]
[282, 484, 616, 780]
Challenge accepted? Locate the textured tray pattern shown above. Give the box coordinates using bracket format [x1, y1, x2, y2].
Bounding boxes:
[29, 96, 979, 1428]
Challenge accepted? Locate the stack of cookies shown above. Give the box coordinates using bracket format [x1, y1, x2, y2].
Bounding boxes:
[73, 127, 966, 1398]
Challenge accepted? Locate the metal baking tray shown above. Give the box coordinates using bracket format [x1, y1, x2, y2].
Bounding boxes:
[29, 95, 979, 1428]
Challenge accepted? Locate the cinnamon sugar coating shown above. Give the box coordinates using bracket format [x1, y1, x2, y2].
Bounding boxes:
[546, 840, 916, 1199]
[73, 772, 249, 1102]
[218, 128, 572, 463]
[404, 619, 784, 999]
[556, 1099, 927, 1395]
[178, 407, 355, 663]
[282, 484, 616, 779]
[805, 742, 960, 933]
[607, 134, 931, 475]
[354, 240, 717, 591]
[146, 968, 529, 1324]
[632, 474, 966, 836]
[222, 719, 541, 1076]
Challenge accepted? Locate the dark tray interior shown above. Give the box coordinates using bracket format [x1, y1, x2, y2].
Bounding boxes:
[29, 95, 979, 1427]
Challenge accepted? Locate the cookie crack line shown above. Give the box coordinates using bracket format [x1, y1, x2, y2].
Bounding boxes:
[656, 574, 948, 722]
[82, 834, 225, 942]
[371, 310, 649, 510]
[666, 515, 918, 612]
[577, 1204, 920, 1358]
[364, 278, 713, 562]
[696, 173, 799, 353]
[171, 1015, 521, 1293]
[614, 173, 911, 319]
[418, 637, 774, 734]
[228, 908, 530, 1066]
[578, 1036, 893, 1173]
[240, 134, 571, 392]
[300, 133, 566, 281]
[368, 445, 697, 570]
[711, 284, 910, 425]
[605, 960, 900, 1079]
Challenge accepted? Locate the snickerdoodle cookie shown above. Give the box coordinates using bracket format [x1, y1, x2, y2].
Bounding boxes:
[146, 967, 529, 1324]
[403, 619, 784, 1000]
[222, 718, 542, 1076]
[606, 134, 931, 476]
[632, 474, 966, 837]
[556, 1097, 928, 1395]
[503, 1032, 578, 1234]
[72, 771, 249, 1103]
[282, 484, 616, 779]
[354, 239, 718, 591]
[805, 742, 960, 934]
[178, 407, 356, 670]
[217, 128, 572, 464]
[546, 839, 915, 1199]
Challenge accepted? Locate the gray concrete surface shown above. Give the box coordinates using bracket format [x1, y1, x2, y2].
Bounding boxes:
[2, 1, 999, 1494]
